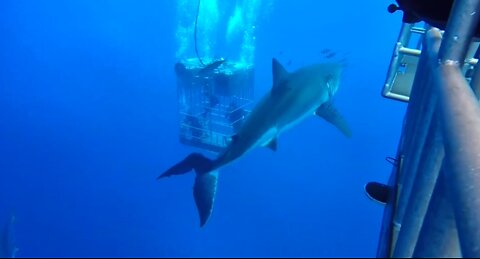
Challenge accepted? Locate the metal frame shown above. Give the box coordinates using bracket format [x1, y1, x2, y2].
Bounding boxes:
[175, 59, 254, 154]
[382, 23, 425, 102]
[382, 21, 480, 103]
[377, 0, 480, 257]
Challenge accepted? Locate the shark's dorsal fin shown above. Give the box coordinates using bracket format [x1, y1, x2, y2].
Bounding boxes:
[315, 102, 352, 138]
[272, 58, 289, 88]
[264, 138, 278, 151]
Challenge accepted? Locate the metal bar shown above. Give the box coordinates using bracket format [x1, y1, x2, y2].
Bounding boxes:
[391, 29, 442, 255]
[399, 47, 421, 56]
[438, 0, 480, 64]
[389, 69, 426, 255]
[382, 92, 410, 102]
[471, 60, 480, 96]
[437, 63, 480, 258]
[393, 119, 445, 257]
[433, 0, 480, 256]
[396, 45, 429, 179]
[392, 29, 444, 257]
[469, 47, 480, 96]
[375, 150, 403, 257]
[413, 168, 461, 258]
[379, 0, 480, 255]
[397, 48, 478, 65]
[383, 23, 414, 97]
[389, 154, 404, 258]
[411, 27, 426, 35]
[467, 58, 479, 65]
[416, 23, 431, 50]
[398, 23, 414, 47]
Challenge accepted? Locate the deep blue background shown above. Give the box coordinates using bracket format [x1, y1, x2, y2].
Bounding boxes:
[0, 0, 407, 257]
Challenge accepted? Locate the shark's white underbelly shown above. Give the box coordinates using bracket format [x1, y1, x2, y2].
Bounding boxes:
[279, 106, 317, 135]
[253, 101, 322, 151]
[256, 127, 279, 147]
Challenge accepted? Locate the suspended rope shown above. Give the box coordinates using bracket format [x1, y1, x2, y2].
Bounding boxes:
[194, 0, 206, 66]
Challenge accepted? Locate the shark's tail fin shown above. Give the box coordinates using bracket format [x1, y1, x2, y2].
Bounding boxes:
[158, 153, 218, 227]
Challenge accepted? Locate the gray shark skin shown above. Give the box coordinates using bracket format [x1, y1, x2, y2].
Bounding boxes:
[0, 215, 18, 258]
[158, 58, 351, 227]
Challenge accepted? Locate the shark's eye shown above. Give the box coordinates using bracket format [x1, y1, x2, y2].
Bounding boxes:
[229, 134, 239, 143]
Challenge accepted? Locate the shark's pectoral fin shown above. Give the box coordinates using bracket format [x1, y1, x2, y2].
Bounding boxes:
[193, 170, 219, 227]
[315, 103, 352, 138]
[264, 138, 278, 151]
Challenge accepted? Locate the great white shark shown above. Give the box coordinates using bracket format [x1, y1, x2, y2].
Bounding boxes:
[158, 58, 352, 227]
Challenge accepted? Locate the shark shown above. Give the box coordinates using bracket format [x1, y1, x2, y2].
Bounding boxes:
[158, 58, 352, 227]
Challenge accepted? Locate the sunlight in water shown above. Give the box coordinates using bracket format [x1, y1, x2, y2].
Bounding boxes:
[175, 0, 274, 65]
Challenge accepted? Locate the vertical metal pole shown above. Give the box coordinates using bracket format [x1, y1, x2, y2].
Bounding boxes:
[375, 126, 406, 258]
[391, 28, 442, 256]
[393, 120, 445, 257]
[435, 0, 480, 256]
[392, 41, 428, 230]
[392, 28, 444, 258]
[438, 63, 480, 257]
[469, 48, 480, 96]
[438, 0, 480, 63]
[413, 168, 461, 258]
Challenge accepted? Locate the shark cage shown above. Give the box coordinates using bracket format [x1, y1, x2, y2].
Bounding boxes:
[173, 0, 273, 153]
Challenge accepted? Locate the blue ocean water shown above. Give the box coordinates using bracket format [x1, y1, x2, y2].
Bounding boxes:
[0, 0, 408, 257]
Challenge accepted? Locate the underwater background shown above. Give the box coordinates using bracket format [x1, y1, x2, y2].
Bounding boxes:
[0, 0, 407, 257]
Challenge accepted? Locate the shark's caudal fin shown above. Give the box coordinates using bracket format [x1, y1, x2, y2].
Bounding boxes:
[158, 153, 218, 227]
[193, 170, 219, 227]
